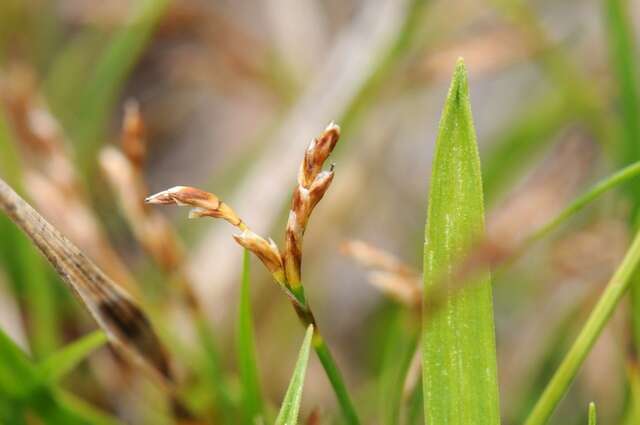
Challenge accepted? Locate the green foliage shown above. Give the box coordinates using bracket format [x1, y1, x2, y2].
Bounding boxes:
[421, 59, 500, 425]
[236, 249, 265, 423]
[0, 328, 119, 424]
[37, 330, 107, 383]
[525, 227, 640, 425]
[275, 325, 314, 425]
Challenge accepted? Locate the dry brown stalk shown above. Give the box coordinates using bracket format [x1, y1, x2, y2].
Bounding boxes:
[0, 177, 173, 385]
[1, 67, 137, 294]
[101, 101, 212, 317]
[341, 239, 421, 308]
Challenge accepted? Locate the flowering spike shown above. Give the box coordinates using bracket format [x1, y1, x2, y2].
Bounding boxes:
[146, 186, 244, 228]
[284, 124, 340, 288]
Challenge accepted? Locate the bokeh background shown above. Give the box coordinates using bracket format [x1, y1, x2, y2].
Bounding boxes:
[1, 0, 640, 424]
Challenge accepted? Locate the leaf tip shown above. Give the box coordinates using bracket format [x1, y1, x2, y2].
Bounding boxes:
[449, 57, 469, 102]
[588, 402, 596, 425]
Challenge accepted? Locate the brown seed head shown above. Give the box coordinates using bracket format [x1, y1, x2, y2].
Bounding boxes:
[233, 230, 285, 282]
[299, 122, 340, 188]
[121, 100, 146, 167]
[146, 186, 244, 228]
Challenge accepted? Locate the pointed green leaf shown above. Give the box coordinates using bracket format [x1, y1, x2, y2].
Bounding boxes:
[275, 325, 314, 425]
[588, 402, 596, 425]
[38, 330, 107, 383]
[422, 59, 500, 425]
[236, 249, 264, 423]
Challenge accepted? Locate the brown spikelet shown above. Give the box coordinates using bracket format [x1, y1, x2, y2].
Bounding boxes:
[0, 177, 173, 384]
[233, 230, 285, 281]
[284, 123, 340, 287]
[146, 186, 244, 228]
[121, 99, 147, 168]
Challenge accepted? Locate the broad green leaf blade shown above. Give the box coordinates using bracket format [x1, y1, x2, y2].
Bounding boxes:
[524, 227, 640, 425]
[422, 59, 500, 425]
[588, 402, 596, 425]
[275, 325, 314, 425]
[38, 330, 107, 383]
[236, 249, 264, 423]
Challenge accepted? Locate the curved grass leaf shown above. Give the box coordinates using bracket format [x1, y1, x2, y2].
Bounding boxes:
[275, 325, 314, 425]
[38, 330, 107, 383]
[526, 160, 640, 243]
[422, 59, 500, 425]
[524, 227, 640, 425]
[604, 0, 640, 364]
[0, 328, 121, 425]
[236, 249, 264, 423]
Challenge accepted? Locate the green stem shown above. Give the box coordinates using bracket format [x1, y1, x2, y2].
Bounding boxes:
[524, 226, 640, 425]
[313, 334, 360, 425]
[526, 160, 640, 244]
[286, 291, 359, 424]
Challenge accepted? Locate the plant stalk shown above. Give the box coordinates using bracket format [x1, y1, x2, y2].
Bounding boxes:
[289, 285, 360, 425]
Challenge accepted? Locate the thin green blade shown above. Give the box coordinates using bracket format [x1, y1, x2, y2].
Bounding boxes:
[38, 330, 107, 383]
[275, 325, 314, 425]
[422, 59, 500, 425]
[236, 249, 264, 423]
[524, 227, 640, 425]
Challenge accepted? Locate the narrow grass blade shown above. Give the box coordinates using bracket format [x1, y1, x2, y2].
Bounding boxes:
[0, 178, 173, 383]
[524, 227, 640, 425]
[526, 160, 640, 243]
[38, 330, 107, 383]
[605, 0, 640, 197]
[0, 328, 39, 398]
[422, 59, 500, 425]
[236, 249, 264, 423]
[73, 0, 170, 169]
[588, 402, 596, 425]
[275, 325, 314, 425]
[313, 336, 360, 425]
[604, 0, 640, 361]
[0, 328, 121, 425]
